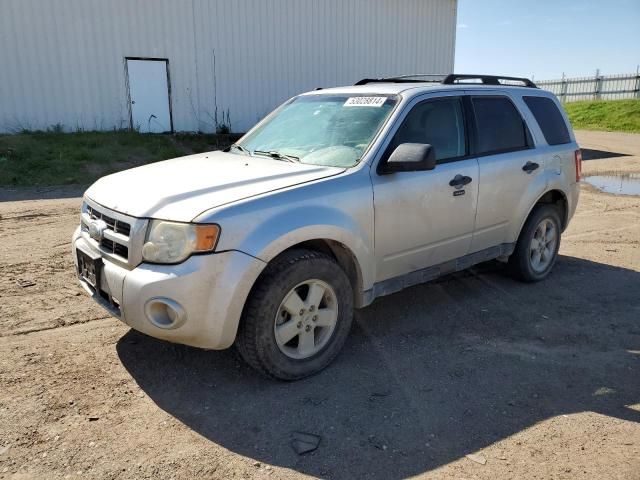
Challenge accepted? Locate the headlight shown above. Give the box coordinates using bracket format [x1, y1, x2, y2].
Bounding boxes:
[142, 220, 220, 264]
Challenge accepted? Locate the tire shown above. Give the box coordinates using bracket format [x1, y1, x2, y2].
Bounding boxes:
[508, 204, 562, 282]
[235, 249, 354, 380]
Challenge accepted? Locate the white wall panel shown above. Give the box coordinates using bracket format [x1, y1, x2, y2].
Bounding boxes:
[0, 0, 457, 133]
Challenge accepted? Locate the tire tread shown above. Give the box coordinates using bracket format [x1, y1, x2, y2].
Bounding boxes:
[508, 204, 562, 282]
[236, 249, 352, 380]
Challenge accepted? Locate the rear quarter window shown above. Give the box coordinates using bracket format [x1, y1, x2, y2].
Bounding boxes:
[523, 96, 571, 145]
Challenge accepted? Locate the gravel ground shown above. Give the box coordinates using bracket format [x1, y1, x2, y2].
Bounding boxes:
[0, 131, 639, 479]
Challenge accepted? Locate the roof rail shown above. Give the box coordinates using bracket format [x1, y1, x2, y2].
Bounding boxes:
[354, 74, 447, 86]
[354, 73, 538, 88]
[442, 74, 537, 88]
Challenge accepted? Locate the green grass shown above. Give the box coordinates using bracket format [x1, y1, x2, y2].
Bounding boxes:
[0, 131, 237, 187]
[564, 99, 640, 133]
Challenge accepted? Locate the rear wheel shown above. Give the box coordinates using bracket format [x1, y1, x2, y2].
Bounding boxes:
[508, 204, 562, 282]
[235, 249, 354, 380]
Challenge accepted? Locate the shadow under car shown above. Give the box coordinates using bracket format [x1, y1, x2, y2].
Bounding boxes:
[117, 255, 640, 479]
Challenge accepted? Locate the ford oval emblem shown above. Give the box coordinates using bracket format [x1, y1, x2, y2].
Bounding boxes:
[88, 219, 108, 241]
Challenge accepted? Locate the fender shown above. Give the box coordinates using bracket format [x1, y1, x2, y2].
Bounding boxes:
[546, 174, 578, 229]
[512, 186, 570, 245]
[233, 206, 373, 291]
[194, 169, 376, 291]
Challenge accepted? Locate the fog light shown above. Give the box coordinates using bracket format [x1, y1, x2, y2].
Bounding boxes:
[144, 298, 186, 329]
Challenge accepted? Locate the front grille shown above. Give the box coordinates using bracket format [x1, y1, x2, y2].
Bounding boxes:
[101, 238, 129, 259]
[82, 203, 134, 261]
[87, 205, 131, 236]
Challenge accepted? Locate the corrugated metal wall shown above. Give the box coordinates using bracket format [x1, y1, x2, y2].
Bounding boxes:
[0, 0, 457, 133]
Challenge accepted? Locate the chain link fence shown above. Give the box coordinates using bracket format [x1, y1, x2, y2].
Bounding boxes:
[536, 70, 640, 102]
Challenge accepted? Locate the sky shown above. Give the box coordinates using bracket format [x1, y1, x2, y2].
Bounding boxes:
[454, 0, 640, 80]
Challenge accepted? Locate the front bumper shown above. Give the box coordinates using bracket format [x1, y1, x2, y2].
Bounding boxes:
[72, 227, 266, 349]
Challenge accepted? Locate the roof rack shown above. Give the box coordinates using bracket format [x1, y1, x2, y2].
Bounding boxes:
[442, 74, 537, 88]
[354, 73, 537, 88]
[354, 74, 447, 86]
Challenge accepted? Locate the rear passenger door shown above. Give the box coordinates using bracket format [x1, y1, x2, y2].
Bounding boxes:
[468, 93, 547, 253]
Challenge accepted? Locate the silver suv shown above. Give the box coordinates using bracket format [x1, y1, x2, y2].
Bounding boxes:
[73, 74, 581, 380]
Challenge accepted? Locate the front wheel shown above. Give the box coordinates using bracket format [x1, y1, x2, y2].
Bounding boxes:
[235, 249, 354, 380]
[508, 204, 562, 282]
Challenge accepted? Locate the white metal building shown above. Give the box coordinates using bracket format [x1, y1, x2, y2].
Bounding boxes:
[0, 0, 457, 134]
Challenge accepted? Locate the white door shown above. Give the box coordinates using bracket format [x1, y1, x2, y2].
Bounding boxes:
[126, 59, 172, 133]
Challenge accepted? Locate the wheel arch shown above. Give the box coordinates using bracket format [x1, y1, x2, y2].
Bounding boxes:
[515, 188, 569, 244]
[253, 238, 366, 308]
[535, 189, 569, 230]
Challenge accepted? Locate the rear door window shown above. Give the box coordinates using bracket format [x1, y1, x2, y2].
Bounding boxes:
[471, 96, 530, 154]
[523, 96, 571, 145]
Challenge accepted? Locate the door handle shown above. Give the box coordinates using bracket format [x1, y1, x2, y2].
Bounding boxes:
[522, 161, 540, 173]
[449, 174, 472, 187]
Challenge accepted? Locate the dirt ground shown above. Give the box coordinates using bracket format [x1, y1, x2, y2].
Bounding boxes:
[0, 131, 639, 479]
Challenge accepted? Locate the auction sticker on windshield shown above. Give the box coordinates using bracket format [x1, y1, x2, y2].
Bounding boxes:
[344, 97, 387, 107]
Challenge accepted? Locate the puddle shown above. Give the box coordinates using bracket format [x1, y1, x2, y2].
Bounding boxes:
[583, 173, 640, 196]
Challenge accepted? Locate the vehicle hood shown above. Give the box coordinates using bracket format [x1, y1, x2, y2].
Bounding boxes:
[84, 151, 345, 221]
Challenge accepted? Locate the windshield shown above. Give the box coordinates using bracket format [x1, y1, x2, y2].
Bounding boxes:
[237, 94, 398, 167]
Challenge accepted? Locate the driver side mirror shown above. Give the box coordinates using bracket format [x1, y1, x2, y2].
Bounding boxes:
[382, 143, 436, 174]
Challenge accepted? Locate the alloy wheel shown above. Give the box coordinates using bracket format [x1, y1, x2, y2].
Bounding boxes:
[274, 279, 339, 359]
[529, 218, 557, 273]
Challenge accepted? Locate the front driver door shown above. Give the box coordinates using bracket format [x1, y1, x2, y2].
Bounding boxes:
[372, 94, 479, 283]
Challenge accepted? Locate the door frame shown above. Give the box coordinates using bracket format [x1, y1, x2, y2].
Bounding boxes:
[374, 94, 474, 175]
[369, 90, 480, 282]
[371, 90, 471, 174]
[124, 57, 174, 133]
[464, 92, 535, 157]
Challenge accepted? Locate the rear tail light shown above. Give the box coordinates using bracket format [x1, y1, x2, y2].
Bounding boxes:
[574, 149, 582, 181]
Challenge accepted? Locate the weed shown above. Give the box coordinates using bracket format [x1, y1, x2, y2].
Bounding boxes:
[0, 131, 230, 186]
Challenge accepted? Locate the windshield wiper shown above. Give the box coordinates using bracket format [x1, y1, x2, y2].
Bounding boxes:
[253, 150, 300, 162]
[225, 144, 252, 156]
